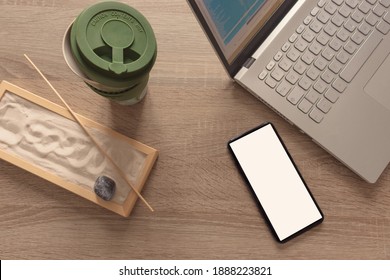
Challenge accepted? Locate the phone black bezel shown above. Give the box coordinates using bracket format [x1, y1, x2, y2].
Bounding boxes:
[227, 122, 324, 243]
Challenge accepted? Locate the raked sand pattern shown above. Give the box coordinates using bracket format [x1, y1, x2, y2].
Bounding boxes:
[0, 92, 147, 204]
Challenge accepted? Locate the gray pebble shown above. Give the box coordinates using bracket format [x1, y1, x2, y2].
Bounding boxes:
[94, 175, 116, 201]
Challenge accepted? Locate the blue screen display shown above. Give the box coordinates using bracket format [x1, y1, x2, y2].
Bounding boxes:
[204, 0, 267, 45]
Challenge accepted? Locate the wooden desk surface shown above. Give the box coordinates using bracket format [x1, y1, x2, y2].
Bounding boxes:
[0, 0, 389, 260]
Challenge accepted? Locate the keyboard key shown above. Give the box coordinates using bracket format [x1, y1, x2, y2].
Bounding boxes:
[286, 70, 300, 84]
[344, 19, 358, 32]
[305, 90, 321, 104]
[366, 13, 380, 26]
[295, 38, 309, 52]
[274, 51, 284, 61]
[346, 0, 359, 9]
[309, 108, 325, 123]
[309, 41, 323, 55]
[325, 2, 337, 14]
[358, 21, 372, 35]
[289, 33, 298, 43]
[276, 80, 292, 96]
[351, 10, 365, 23]
[314, 79, 328, 94]
[287, 47, 300, 61]
[266, 60, 276, 71]
[373, 3, 386, 17]
[336, 28, 351, 41]
[322, 47, 335, 60]
[299, 76, 312, 90]
[298, 98, 313, 113]
[271, 67, 285, 81]
[258, 70, 268, 80]
[310, 19, 323, 33]
[325, 89, 341, 103]
[317, 31, 331, 45]
[302, 51, 315, 64]
[336, 50, 350, 64]
[324, 22, 338, 36]
[265, 77, 278, 88]
[321, 70, 335, 84]
[311, 6, 320, 16]
[317, 98, 333, 113]
[329, 37, 343, 51]
[294, 60, 308, 75]
[279, 57, 293, 71]
[296, 24, 306, 34]
[380, 0, 390, 8]
[329, 60, 343, 73]
[282, 42, 291, 52]
[287, 87, 305, 105]
[317, 11, 331, 24]
[359, 2, 371, 14]
[314, 57, 327, 70]
[304, 15, 313, 25]
[332, 78, 348, 93]
[307, 66, 320, 80]
[351, 31, 366, 44]
[318, 0, 327, 8]
[302, 29, 316, 42]
[339, 5, 352, 18]
[344, 41, 357, 54]
[376, 21, 390, 34]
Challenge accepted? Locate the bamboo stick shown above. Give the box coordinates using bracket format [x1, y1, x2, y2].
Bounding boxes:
[24, 54, 154, 212]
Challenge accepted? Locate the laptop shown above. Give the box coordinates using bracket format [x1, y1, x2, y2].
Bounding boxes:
[187, 0, 390, 183]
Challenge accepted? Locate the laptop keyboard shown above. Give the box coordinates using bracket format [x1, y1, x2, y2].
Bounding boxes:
[258, 0, 390, 123]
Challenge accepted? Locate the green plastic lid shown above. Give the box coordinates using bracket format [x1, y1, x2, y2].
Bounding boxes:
[70, 1, 157, 87]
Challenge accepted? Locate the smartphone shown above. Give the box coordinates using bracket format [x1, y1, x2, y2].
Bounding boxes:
[228, 122, 323, 243]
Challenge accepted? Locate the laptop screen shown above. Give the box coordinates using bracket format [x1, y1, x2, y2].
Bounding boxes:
[188, 0, 297, 77]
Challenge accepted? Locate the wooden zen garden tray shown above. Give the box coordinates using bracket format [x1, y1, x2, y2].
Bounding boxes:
[0, 81, 158, 217]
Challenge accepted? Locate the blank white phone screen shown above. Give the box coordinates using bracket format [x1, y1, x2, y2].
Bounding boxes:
[229, 124, 322, 242]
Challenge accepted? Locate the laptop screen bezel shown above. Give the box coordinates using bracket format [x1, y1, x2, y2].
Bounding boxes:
[187, 0, 299, 78]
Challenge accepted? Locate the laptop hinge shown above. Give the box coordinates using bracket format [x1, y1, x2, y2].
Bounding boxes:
[243, 57, 256, 69]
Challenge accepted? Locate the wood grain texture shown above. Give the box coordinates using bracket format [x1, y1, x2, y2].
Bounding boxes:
[0, 0, 389, 260]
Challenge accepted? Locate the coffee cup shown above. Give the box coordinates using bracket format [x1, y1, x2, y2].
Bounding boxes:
[63, 1, 157, 105]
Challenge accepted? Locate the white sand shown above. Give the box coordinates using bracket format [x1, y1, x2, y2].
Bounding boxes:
[0, 92, 147, 204]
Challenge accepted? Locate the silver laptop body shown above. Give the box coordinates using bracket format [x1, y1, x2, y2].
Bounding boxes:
[188, 0, 390, 183]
